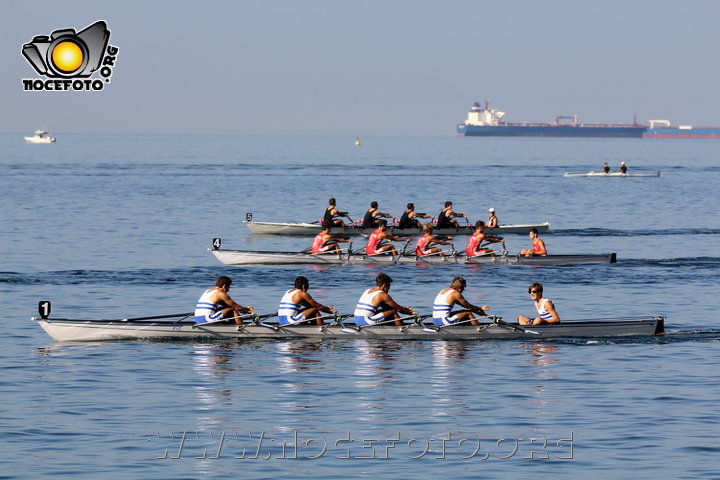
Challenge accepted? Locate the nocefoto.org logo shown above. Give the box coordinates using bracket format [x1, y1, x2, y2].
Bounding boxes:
[22, 20, 118, 92]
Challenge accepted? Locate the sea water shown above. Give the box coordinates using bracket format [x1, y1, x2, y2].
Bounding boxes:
[1, 133, 719, 479]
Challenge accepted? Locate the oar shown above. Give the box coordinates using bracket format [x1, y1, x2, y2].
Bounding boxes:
[321, 313, 353, 331]
[421, 314, 493, 333]
[341, 313, 418, 333]
[193, 311, 260, 328]
[414, 244, 458, 261]
[47, 313, 195, 322]
[118, 312, 193, 322]
[494, 317, 540, 335]
[344, 215, 369, 238]
[263, 312, 340, 331]
[393, 239, 412, 264]
[238, 313, 281, 331]
[400, 314, 433, 331]
[33, 302, 194, 322]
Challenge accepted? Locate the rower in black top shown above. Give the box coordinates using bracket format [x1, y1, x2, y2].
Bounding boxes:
[397, 203, 432, 229]
[363, 201, 394, 229]
[324, 198, 348, 227]
[436, 201, 467, 229]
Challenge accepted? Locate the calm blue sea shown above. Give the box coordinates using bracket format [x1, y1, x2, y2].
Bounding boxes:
[1, 133, 719, 479]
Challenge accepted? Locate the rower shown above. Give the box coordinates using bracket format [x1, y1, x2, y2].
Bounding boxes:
[436, 201, 467, 229]
[194, 276, 253, 325]
[353, 273, 414, 326]
[433, 276, 490, 326]
[618, 162, 627, 174]
[519, 228, 547, 257]
[397, 202, 432, 229]
[486, 208, 498, 228]
[465, 220, 503, 257]
[415, 224, 452, 257]
[311, 221, 349, 254]
[362, 201, 394, 229]
[603, 162, 610, 174]
[366, 219, 410, 256]
[324, 197, 348, 227]
[518, 282, 560, 325]
[278, 276, 335, 326]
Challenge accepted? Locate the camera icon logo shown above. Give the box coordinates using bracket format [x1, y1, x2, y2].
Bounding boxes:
[22, 21, 110, 78]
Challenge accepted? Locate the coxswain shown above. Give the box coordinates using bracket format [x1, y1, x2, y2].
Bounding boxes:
[323, 198, 348, 228]
[436, 201, 467, 229]
[432, 276, 490, 326]
[353, 273, 414, 326]
[519, 228, 547, 257]
[465, 221, 503, 257]
[194, 276, 253, 325]
[486, 208, 499, 228]
[362, 201, 394, 229]
[518, 282, 560, 325]
[415, 224, 453, 257]
[311, 221, 349, 254]
[618, 162, 627, 174]
[603, 162, 610, 174]
[397, 202, 432, 229]
[278, 276, 335, 326]
[366, 220, 411, 256]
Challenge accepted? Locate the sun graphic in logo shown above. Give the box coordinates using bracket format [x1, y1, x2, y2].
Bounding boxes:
[51, 41, 84, 73]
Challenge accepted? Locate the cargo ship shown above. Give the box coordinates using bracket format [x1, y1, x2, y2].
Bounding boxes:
[457, 101, 645, 138]
[457, 101, 720, 139]
[643, 120, 720, 139]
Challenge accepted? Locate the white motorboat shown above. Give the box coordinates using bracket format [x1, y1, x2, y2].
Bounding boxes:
[24, 129, 56, 144]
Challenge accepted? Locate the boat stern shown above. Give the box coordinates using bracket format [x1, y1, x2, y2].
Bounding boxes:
[654, 316, 665, 335]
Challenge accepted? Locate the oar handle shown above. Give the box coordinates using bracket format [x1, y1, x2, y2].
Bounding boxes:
[494, 317, 539, 335]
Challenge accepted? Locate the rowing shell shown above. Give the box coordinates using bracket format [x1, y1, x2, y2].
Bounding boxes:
[244, 221, 550, 236]
[210, 248, 616, 266]
[563, 171, 660, 177]
[33, 316, 664, 342]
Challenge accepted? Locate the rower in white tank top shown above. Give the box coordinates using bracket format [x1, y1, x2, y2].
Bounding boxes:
[354, 289, 385, 325]
[194, 288, 225, 324]
[432, 288, 461, 325]
[278, 288, 306, 324]
[535, 298, 554, 322]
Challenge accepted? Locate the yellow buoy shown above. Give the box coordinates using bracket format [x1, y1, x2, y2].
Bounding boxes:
[355, 137, 361, 146]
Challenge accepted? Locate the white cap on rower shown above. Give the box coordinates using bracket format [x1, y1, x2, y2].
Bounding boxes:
[488, 208, 495, 212]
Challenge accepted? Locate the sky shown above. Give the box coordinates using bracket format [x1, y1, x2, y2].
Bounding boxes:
[3, 0, 720, 135]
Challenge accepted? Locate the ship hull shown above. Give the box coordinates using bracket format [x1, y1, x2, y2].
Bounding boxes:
[457, 124, 645, 138]
[643, 127, 720, 139]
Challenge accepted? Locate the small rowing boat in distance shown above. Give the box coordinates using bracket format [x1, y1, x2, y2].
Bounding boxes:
[243, 215, 550, 236]
[209, 245, 617, 266]
[564, 171, 660, 178]
[32, 309, 664, 342]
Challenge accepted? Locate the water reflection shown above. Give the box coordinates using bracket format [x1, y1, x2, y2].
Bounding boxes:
[191, 344, 235, 421]
[429, 341, 471, 418]
[353, 340, 404, 424]
[518, 342, 560, 410]
[519, 342, 559, 371]
[272, 341, 328, 423]
[276, 340, 324, 374]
